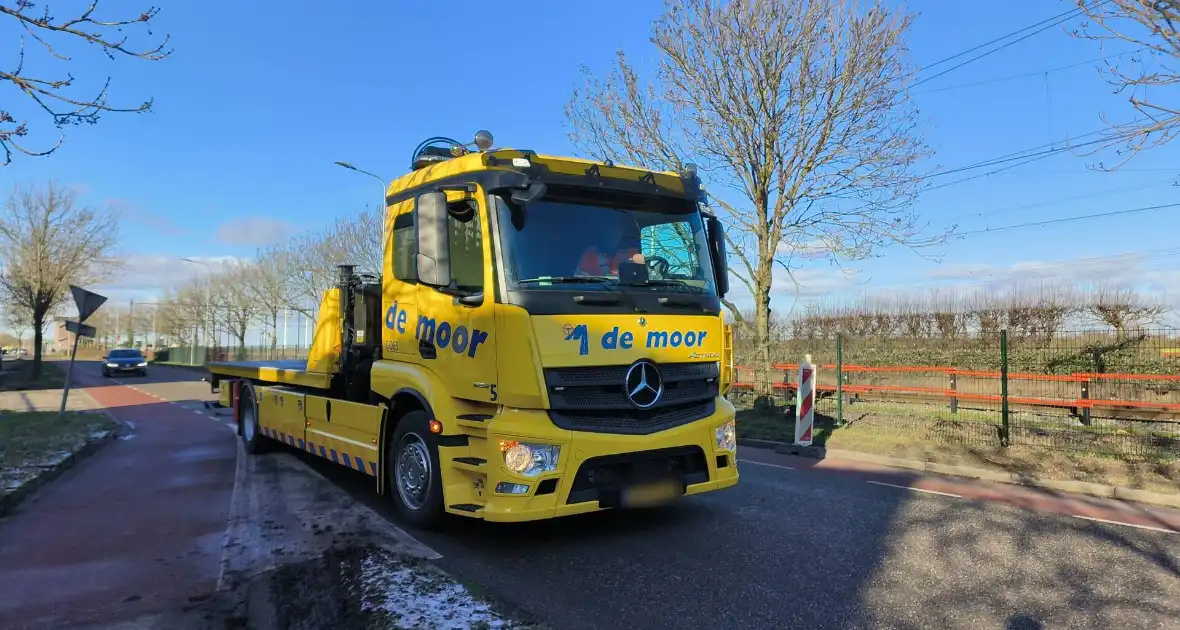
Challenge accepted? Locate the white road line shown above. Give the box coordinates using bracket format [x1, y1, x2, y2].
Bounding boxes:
[1074, 515, 1180, 535]
[866, 480, 963, 498]
[737, 459, 795, 471]
[226, 424, 237, 432]
[125, 420, 137, 430]
[119, 434, 137, 441]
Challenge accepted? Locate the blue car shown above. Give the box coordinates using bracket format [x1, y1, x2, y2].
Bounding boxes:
[102, 348, 148, 378]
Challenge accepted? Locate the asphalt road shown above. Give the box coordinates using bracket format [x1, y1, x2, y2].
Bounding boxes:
[139, 365, 1180, 630]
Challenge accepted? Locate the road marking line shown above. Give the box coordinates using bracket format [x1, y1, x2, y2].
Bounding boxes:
[737, 459, 795, 471]
[1074, 515, 1179, 535]
[120, 434, 137, 441]
[866, 480, 963, 498]
[125, 421, 137, 430]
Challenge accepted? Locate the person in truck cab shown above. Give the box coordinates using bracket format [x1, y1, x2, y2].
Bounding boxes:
[576, 225, 645, 277]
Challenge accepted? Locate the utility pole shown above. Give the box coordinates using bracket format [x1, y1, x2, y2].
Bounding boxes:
[129, 298, 135, 348]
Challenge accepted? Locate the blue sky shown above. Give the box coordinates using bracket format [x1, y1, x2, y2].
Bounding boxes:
[3, 0, 1178, 340]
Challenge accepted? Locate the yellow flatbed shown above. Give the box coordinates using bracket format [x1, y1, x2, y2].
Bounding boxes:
[205, 360, 333, 390]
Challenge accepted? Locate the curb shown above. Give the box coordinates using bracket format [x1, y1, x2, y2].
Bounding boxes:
[0, 424, 118, 518]
[736, 438, 1180, 509]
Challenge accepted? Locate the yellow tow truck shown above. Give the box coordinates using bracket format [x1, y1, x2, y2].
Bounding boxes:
[206, 131, 739, 527]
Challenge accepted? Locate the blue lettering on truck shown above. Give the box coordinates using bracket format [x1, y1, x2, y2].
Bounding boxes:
[385, 301, 488, 358]
[563, 324, 707, 356]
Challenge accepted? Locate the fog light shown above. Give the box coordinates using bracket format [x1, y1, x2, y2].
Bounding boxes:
[499, 440, 560, 476]
[715, 419, 736, 451]
[495, 482, 530, 495]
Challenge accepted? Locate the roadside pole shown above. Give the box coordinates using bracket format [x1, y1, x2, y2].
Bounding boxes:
[58, 285, 107, 420]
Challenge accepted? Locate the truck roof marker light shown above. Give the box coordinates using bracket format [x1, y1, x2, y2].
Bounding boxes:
[681, 163, 698, 179]
[429, 419, 443, 434]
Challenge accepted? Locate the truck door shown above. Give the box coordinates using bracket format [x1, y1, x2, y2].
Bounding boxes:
[414, 192, 498, 404]
[384, 203, 418, 359]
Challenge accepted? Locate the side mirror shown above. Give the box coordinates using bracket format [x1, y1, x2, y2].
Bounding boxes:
[706, 215, 729, 298]
[415, 192, 451, 287]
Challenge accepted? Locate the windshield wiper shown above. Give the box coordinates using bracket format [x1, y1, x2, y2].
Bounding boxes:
[641, 278, 706, 292]
[516, 276, 618, 285]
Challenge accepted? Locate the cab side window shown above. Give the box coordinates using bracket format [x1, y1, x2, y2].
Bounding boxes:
[392, 212, 417, 282]
[448, 201, 483, 292]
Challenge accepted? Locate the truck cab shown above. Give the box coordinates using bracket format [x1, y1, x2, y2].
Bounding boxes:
[209, 133, 739, 527]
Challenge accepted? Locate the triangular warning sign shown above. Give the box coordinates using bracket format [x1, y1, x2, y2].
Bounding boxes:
[70, 285, 108, 323]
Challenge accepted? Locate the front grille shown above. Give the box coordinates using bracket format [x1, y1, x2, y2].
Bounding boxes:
[567, 446, 710, 506]
[544, 361, 719, 434]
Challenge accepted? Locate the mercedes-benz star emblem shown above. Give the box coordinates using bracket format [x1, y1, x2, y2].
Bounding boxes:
[624, 361, 664, 409]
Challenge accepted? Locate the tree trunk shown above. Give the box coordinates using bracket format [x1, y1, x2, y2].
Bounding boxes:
[754, 283, 773, 398]
[271, 310, 278, 358]
[31, 312, 44, 381]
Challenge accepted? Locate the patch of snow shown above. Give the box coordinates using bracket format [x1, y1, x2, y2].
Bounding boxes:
[358, 550, 514, 629]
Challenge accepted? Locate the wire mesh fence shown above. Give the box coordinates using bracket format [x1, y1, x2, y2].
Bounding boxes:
[729, 327, 1180, 461]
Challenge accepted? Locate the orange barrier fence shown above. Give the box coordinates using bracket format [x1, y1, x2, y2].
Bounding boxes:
[730, 364, 1180, 413]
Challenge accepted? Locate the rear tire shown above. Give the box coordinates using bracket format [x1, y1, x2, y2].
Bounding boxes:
[239, 383, 268, 455]
[387, 410, 444, 529]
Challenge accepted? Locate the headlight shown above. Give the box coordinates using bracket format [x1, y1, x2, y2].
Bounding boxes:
[137, 361, 148, 367]
[106, 362, 117, 368]
[499, 440, 560, 477]
[715, 419, 736, 451]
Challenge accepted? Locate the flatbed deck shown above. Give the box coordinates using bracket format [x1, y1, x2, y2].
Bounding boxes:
[205, 360, 333, 390]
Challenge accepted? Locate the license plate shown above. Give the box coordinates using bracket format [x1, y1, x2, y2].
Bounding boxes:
[621, 479, 683, 508]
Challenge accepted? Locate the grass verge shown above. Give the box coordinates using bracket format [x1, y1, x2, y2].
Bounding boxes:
[0, 359, 65, 391]
[0, 410, 119, 493]
[736, 404, 1180, 495]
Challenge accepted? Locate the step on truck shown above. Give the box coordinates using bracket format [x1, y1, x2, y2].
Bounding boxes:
[206, 131, 739, 527]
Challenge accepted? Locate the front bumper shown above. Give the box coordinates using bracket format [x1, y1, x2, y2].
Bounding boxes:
[444, 398, 739, 522]
[105, 364, 146, 372]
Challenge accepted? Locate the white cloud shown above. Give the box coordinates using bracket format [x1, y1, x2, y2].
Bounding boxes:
[216, 216, 297, 247]
[47, 254, 247, 316]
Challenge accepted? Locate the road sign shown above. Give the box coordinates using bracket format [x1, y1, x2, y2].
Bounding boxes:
[63, 320, 97, 338]
[70, 285, 107, 323]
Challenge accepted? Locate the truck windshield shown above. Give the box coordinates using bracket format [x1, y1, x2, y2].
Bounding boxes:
[495, 188, 716, 295]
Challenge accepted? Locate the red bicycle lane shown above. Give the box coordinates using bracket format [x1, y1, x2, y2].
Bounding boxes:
[0, 374, 237, 629]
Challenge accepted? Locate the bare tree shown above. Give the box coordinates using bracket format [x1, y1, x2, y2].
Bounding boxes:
[1073, 0, 1180, 162]
[0, 181, 119, 378]
[3, 302, 33, 348]
[245, 248, 296, 358]
[566, 0, 941, 386]
[332, 206, 384, 276]
[1087, 282, 1167, 336]
[0, 1, 172, 165]
[213, 261, 262, 357]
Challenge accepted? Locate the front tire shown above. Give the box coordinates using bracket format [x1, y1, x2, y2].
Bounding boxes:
[239, 383, 268, 455]
[387, 410, 444, 529]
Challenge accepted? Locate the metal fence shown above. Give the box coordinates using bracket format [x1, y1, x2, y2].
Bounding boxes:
[728, 328, 1180, 460]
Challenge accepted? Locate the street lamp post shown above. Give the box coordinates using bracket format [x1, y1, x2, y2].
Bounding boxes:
[333, 160, 388, 205]
[181, 258, 213, 363]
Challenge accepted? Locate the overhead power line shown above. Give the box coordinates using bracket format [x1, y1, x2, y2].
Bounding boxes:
[912, 2, 1107, 88]
[959, 178, 1179, 219]
[914, 49, 1143, 95]
[929, 247, 1180, 281]
[955, 202, 1180, 237]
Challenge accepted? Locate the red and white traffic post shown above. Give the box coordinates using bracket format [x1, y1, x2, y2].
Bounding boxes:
[795, 354, 816, 446]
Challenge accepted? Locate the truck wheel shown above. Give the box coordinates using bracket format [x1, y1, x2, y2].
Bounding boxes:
[387, 410, 444, 529]
[239, 383, 268, 455]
